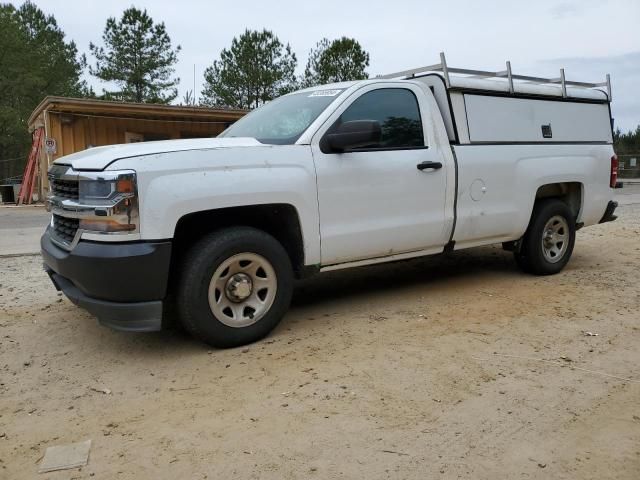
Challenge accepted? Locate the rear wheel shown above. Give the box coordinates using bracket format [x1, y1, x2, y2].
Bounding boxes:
[177, 227, 293, 348]
[514, 199, 576, 275]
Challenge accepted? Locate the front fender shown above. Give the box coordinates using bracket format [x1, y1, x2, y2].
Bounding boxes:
[109, 145, 321, 265]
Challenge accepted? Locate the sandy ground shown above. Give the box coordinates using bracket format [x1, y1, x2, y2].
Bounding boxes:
[0, 204, 639, 479]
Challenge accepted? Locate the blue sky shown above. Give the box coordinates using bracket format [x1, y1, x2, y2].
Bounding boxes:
[13, 0, 640, 130]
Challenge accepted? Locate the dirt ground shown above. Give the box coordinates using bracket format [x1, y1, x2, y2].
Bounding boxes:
[1, 203, 639, 480]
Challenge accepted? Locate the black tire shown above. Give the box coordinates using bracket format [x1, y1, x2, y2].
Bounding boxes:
[177, 227, 293, 348]
[514, 199, 576, 276]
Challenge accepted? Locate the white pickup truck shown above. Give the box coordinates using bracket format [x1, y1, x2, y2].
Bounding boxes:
[42, 54, 619, 347]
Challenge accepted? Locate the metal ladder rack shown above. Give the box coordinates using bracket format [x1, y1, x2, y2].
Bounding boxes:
[378, 52, 612, 100]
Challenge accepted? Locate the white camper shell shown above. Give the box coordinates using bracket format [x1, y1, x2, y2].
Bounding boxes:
[381, 53, 613, 145]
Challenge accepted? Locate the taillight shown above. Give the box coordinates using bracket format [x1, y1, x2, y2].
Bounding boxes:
[610, 154, 619, 188]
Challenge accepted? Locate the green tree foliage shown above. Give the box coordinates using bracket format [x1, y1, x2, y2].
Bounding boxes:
[302, 37, 369, 87]
[201, 29, 297, 109]
[89, 7, 180, 103]
[0, 1, 88, 180]
[613, 125, 640, 154]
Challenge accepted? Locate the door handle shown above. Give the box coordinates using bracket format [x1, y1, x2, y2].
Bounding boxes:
[417, 161, 442, 171]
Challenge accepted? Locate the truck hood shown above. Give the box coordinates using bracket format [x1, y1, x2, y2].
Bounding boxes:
[53, 137, 263, 171]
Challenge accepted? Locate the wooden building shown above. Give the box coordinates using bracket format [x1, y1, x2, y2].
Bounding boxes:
[27, 96, 246, 199]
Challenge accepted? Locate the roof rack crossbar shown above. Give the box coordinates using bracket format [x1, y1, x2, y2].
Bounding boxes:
[505, 61, 514, 94]
[378, 52, 612, 100]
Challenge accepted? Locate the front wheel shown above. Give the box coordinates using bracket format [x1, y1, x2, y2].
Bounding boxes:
[177, 227, 293, 348]
[514, 199, 576, 275]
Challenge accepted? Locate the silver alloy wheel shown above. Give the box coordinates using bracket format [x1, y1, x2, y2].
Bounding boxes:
[541, 215, 569, 263]
[208, 252, 277, 328]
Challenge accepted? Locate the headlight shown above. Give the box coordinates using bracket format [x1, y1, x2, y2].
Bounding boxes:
[78, 171, 139, 234]
[79, 171, 136, 203]
[81, 180, 113, 199]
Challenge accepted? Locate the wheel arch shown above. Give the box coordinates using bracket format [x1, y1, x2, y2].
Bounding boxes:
[534, 181, 584, 222]
[171, 203, 309, 279]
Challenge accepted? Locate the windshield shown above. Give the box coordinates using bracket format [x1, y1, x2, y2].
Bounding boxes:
[219, 89, 344, 145]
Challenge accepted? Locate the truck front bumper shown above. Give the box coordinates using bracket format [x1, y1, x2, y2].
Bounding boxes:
[41, 229, 172, 332]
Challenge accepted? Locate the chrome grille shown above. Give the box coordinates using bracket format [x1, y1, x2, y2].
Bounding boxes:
[52, 214, 79, 244]
[50, 177, 79, 200]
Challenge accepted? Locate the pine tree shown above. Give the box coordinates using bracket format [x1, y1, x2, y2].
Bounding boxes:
[614, 125, 640, 154]
[302, 37, 369, 87]
[89, 7, 180, 103]
[0, 1, 87, 180]
[201, 29, 297, 109]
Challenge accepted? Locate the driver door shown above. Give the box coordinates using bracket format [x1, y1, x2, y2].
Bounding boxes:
[311, 84, 449, 266]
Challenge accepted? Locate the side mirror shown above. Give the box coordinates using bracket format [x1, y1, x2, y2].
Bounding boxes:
[322, 120, 382, 153]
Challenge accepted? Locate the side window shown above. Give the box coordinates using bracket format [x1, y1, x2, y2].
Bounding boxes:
[338, 88, 424, 149]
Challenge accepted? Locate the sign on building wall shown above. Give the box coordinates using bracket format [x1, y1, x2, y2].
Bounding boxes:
[44, 137, 57, 155]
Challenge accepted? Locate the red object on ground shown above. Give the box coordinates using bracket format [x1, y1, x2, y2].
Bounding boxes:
[17, 128, 44, 205]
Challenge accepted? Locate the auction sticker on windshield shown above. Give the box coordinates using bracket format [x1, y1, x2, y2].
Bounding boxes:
[308, 89, 343, 97]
